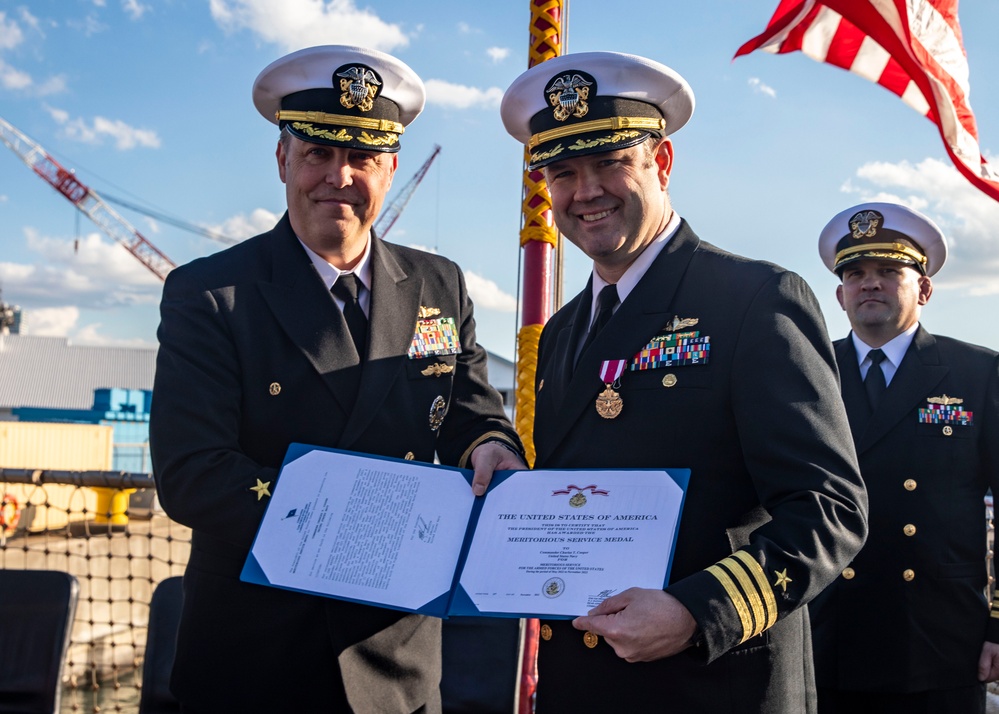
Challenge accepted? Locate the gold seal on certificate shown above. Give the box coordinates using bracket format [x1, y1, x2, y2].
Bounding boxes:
[596, 359, 626, 419]
[247, 446, 687, 620]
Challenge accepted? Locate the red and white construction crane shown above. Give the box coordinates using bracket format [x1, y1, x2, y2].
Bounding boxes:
[0, 115, 176, 281]
[1, 115, 439, 280]
[373, 144, 441, 238]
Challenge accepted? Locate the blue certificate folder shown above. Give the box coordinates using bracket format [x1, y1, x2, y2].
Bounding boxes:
[241, 443, 689, 620]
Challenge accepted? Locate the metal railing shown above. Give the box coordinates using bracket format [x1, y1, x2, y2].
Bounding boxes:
[0, 469, 190, 713]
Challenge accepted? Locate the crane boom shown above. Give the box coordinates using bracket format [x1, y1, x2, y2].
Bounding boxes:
[374, 144, 441, 238]
[0, 115, 175, 281]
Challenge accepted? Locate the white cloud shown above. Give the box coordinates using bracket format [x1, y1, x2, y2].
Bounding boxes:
[0, 11, 24, 49]
[34, 74, 67, 95]
[457, 22, 477, 34]
[463, 270, 517, 312]
[67, 14, 108, 37]
[17, 8, 41, 34]
[0, 61, 64, 96]
[70, 323, 156, 347]
[0, 60, 31, 90]
[122, 0, 150, 20]
[204, 208, 280, 241]
[486, 47, 509, 64]
[45, 105, 69, 123]
[0, 229, 162, 313]
[209, 0, 409, 53]
[425, 79, 503, 110]
[19, 306, 155, 347]
[0, 12, 62, 96]
[406, 244, 438, 254]
[842, 156, 999, 295]
[748, 77, 776, 98]
[45, 106, 161, 150]
[24, 306, 80, 337]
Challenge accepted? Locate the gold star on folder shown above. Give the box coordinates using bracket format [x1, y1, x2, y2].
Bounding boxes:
[250, 479, 272, 501]
[773, 568, 792, 592]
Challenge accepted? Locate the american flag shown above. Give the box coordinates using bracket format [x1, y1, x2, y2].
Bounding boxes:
[736, 0, 999, 202]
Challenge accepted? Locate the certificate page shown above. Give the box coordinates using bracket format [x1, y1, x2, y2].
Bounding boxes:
[458, 469, 685, 617]
[249, 448, 474, 612]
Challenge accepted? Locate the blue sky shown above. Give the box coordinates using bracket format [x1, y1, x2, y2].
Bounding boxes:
[1, 0, 998, 360]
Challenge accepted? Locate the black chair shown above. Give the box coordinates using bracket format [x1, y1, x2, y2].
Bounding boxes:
[0, 569, 79, 714]
[138, 576, 183, 714]
[442, 617, 522, 714]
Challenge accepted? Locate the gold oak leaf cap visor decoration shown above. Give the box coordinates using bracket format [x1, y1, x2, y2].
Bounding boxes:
[253, 45, 426, 153]
[500, 51, 695, 170]
[818, 201, 948, 277]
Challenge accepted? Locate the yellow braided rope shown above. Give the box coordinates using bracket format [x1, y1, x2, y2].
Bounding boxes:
[519, 155, 558, 248]
[515, 323, 543, 467]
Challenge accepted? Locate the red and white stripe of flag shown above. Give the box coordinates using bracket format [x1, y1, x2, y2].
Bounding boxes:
[736, 0, 999, 202]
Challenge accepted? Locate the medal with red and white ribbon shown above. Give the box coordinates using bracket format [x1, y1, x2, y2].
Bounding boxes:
[595, 359, 626, 419]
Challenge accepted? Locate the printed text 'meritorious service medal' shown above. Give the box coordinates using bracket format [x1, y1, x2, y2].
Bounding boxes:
[595, 359, 626, 419]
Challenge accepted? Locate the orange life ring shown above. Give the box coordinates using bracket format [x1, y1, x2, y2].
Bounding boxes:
[0, 494, 21, 534]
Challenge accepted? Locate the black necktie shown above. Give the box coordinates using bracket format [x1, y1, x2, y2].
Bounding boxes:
[864, 348, 887, 410]
[331, 273, 368, 358]
[575, 284, 619, 368]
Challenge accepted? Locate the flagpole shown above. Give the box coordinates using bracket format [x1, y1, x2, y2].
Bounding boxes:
[514, 1, 565, 711]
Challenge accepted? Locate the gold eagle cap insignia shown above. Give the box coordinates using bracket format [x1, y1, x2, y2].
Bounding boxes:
[665, 316, 699, 332]
[420, 363, 454, 377]
[418, 306, 441, 319]
[927, 394, 964, 405]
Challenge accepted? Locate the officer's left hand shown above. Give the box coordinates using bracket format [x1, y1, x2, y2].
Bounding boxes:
[469, 442, 526, 496]
[978, 640, 999, 682]
[573, 588, 697, 663]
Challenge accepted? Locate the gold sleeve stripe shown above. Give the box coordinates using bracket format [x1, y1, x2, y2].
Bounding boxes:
[991, 608, 999, 620]
[723, 554, 769, 637]
[706, 563, 754, 644]
[718, 559, 765, 638]
[457, 431, 519, 469]
[731, 551, 779, 631]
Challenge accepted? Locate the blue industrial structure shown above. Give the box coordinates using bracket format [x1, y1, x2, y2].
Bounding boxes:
[13, 388, 152, 473]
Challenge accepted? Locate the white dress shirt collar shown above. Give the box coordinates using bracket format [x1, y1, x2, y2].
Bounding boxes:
[850, 322, 918, 385]
[588, 211, 682, 326]
[299, 235, 373, 314]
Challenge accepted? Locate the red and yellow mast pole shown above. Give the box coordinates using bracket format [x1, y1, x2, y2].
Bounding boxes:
[515, 1, 564, 711]
[515, 1, 563, 467]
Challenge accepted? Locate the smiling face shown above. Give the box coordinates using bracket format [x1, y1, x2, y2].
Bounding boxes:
[277, 133, 396, 269]
[543, 139, 673, 283]
[836, 258, 933, 346]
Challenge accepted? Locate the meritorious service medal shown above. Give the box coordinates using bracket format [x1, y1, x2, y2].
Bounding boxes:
[595, 360, 626, 419]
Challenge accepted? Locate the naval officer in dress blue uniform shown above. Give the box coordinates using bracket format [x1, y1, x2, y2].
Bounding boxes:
[810, 202, 999, 714]
[500, 51, 868, 713]
[150, 45, 523, 713]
